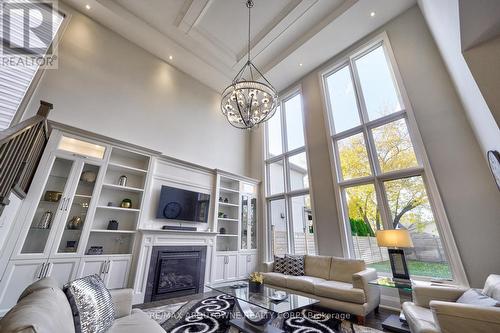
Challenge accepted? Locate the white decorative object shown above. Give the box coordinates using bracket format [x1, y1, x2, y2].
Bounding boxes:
[269, 291, 287, 301]
[80, 171, 97, 183]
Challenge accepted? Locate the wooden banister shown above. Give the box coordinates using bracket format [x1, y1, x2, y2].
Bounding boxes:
[0, 101, 53, 216]
[0, 102, 52, 144]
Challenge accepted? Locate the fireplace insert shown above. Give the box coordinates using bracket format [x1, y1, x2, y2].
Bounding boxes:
[145, 246, 207, 302]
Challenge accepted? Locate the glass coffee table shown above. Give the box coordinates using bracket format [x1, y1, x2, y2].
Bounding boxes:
[207, 280, 319, 333]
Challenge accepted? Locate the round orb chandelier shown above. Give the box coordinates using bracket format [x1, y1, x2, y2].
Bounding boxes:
[221, 0, 278, 130]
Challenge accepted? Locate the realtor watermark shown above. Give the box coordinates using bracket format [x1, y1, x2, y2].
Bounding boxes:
[1, 0, 60, 69]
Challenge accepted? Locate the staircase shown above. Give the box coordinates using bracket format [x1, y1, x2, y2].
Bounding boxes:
[0, 101, 53, 217]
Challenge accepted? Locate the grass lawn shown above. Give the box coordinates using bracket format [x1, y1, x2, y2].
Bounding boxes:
[368, 260, 452, 279]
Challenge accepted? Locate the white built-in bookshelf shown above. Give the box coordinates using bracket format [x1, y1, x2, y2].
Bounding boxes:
[214, 173, 258, 252]
[86, 147, 150, 255]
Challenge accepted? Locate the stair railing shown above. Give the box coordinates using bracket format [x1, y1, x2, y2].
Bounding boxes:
[0, 101, 53, 216]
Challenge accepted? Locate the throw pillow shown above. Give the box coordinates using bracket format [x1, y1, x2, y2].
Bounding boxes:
[64, 274, 116, 333]
[273, 256, 287, 274]
[456, 289, 500, 307]
[285, 255, 305, 276]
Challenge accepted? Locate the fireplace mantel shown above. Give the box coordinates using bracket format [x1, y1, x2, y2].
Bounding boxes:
[139, 228, 219, 236]
[132, 229, 217, 304]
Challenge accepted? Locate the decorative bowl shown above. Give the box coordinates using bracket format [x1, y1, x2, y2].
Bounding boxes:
[44, 191, 62, 202]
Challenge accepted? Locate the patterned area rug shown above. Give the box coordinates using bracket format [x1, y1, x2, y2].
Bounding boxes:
[142, 296, 383, 333]
[282, 309, 383, 333]
[140, 301, 187, 326]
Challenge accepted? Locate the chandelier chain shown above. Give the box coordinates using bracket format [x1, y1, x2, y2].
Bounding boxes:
[247, 0, 252, 63]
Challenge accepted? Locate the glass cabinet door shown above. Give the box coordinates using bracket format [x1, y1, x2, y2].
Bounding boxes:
[21, 157, 75, 254]
[241, 195, 249, 250]
[56, 163, 100, 254]
[241, 195, 257, 250]
[249, 197, 257, 250]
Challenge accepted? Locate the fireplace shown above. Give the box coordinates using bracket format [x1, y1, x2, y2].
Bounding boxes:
[145, 246, 207, 302]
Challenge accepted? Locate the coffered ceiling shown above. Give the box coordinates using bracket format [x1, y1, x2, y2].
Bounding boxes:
[63, 0, 416, 92]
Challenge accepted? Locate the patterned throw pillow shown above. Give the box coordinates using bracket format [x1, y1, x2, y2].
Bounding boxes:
[64, 275, 116, 333]
[273, 256, 288, 274]
[285, 255, 305, 276]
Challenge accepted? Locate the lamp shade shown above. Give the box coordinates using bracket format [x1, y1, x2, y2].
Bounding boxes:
[376, 229, 413, 248]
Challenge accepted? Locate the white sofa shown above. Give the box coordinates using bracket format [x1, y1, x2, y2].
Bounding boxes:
[262, 255, 380, 323]
[402, 274, 500, 333]
[0, 277, 164, 333]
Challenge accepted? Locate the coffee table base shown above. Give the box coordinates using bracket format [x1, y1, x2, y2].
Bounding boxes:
[229, 318, 284, 333]
[232, 298, 284, 333]
[381, 314, 410, 333]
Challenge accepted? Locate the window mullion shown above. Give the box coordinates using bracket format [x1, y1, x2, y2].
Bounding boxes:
[284, 155, 291, 194]
[339, 186, 355, 258]
[332, 124, 364, 141]
[284, 195, 293, 254]
[364, 125, 382, 177]
[281, 100, 288, 156]
[374, 177, 392, 231]
[403, 116, 425, 167]
[349, 57, 370, 125]
[265, 160, 272, 197]
[331, 138, 343, 182]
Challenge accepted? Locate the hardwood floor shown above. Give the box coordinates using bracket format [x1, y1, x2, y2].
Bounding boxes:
[365, 307, 400, 331]
[134, 292, 400, 332]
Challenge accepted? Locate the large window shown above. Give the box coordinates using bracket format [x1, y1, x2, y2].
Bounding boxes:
[0, 1, 65, 129]
[265, 90, 316, 257]
[322, 36, 463, 281]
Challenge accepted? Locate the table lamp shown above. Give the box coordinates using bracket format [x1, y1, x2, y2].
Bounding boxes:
[376, 229, 413, 281]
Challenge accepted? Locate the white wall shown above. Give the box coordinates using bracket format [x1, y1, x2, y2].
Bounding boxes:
[24, 7, 249, 176]
[418, 0, 500, 155]
[463, 36, 500, 128]
[253, 6, 500, 287]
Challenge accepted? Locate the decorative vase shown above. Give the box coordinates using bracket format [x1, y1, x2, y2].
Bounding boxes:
[121, 199, 132, 208]
[248, 281, 263, 293]
[68, 216, 82, 230]
[44, 191, 62, 202]
[37, 211, 53, 229]
[80, 171, 97, 183]
[107, 220, 119, 230]
[87, 246, 103, 255]
[219, 227, 226, 234]
[118, 175, 127, 186]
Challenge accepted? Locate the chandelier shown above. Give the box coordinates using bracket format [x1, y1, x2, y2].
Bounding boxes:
[220, 0, 278, 129]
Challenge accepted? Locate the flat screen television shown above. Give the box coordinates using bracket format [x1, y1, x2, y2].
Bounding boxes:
[156, 185, 210, 223]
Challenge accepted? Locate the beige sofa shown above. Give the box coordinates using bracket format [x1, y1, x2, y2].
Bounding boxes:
[402, 274, 500, 333]
[262, 255, 380, 323]
[0, 277, 164, 333]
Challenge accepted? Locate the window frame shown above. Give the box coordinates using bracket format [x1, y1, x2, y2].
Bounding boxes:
[319, 32, 468, 286]
[2, 1, 71, 128]
[264, 86, 318, 259]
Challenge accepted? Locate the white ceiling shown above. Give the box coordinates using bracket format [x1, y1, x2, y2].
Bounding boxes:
[63, 0, 416, 92]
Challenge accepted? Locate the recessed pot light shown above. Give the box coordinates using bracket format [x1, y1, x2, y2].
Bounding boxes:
[169, 55, 173, 60]
[85, 4, 91, 10]
[299, 63, 303, 67]
[370, 11, 376, 17]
